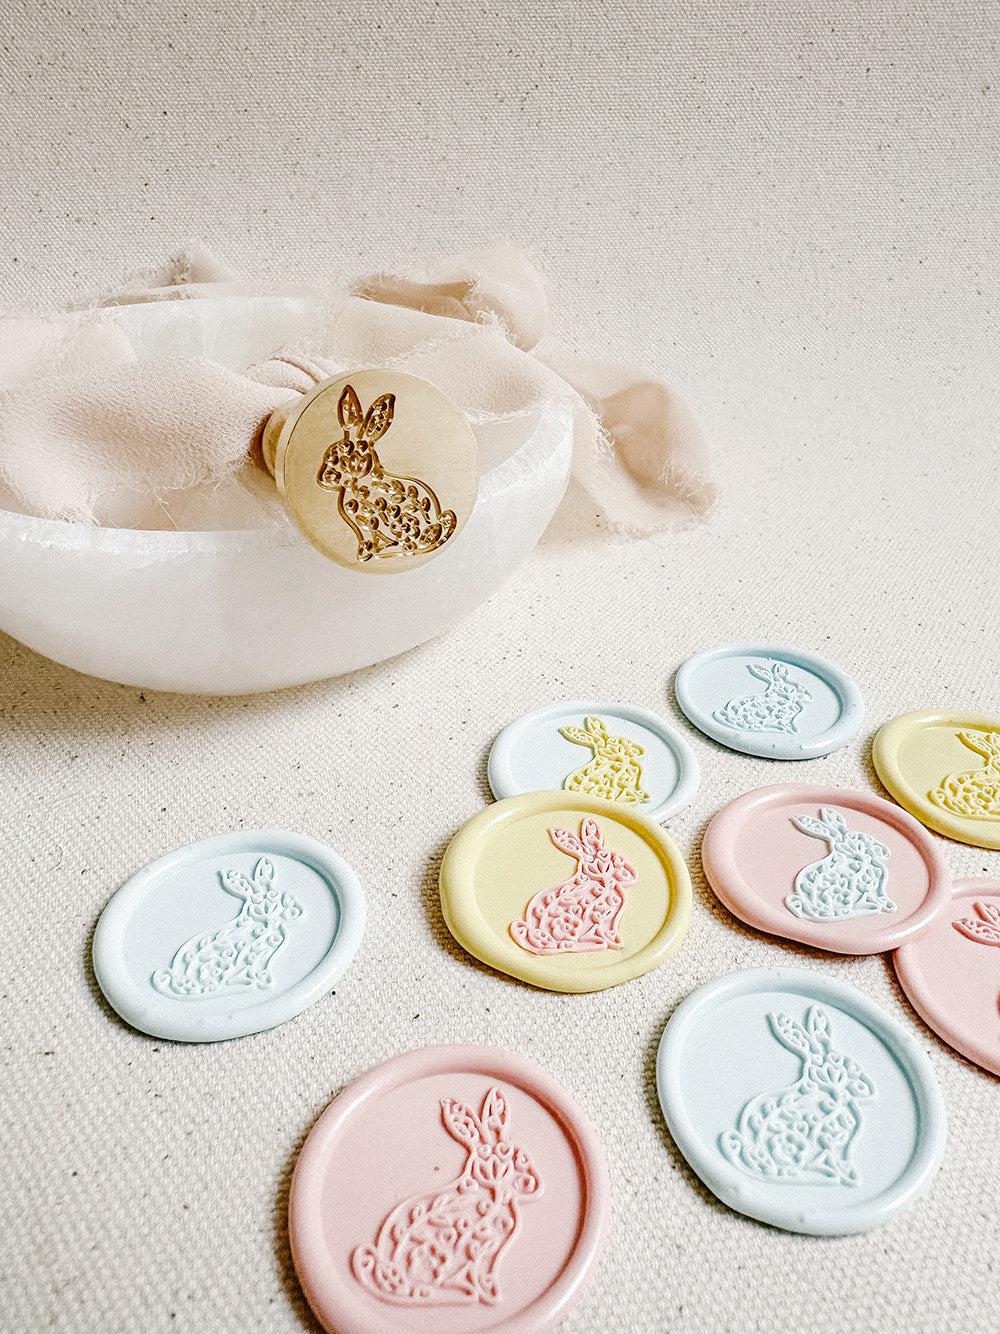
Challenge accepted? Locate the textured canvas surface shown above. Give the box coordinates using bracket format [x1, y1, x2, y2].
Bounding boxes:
[1, 4, 998, 1332]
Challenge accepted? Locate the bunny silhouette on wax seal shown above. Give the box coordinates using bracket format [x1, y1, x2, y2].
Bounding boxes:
[559, 715, 649, 803]
[720, 1005, 876, 1186]
[785, 806, 895, 921]
[953, 899, 1000, 947]
[509, 817, 638, 955]
[151, 856, 303, 999]
[316, 383, 457, 563]
[351, 1085, 541, 1307]
[714, 660, 812, 734]
[929, 730, 1000, 822]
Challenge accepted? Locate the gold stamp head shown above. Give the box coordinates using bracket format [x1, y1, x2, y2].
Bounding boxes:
[266, 370, 479, 573]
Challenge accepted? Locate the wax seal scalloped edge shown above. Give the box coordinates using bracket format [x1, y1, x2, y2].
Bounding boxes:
[92, 829, 366, 1043]
[656, 967, 947, 1236]
[289, 1043, 611, 1334]
[487, 699, 701, 823]
[675, 644, 864, 759]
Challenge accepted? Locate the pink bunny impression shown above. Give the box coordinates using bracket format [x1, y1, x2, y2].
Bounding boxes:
[351, 1085, 540, 1307]
[510, 817, 639, 955]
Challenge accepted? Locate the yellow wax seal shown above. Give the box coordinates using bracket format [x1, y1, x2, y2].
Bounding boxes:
[873, 709, 1000, 849]
[439, 791, 692, 993]
[263, 369, 479, 573]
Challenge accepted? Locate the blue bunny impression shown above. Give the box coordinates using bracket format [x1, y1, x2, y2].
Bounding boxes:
[675, 644, 864, 759]
[655, 968, 946, 1236]
[92, 829, 366, 1043]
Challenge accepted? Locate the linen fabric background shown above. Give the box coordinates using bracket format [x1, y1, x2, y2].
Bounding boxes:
[1, 4, 998, 1333]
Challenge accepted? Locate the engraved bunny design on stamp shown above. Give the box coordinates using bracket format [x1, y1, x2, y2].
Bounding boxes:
[316, 383, 457, 563]
[351, 1086, 541, 1307]
[720, 1005, 876, 1186]
[929, 730, 1000, 822]
[151, 856, 303, 998]
[559, 715, 649, 804]
[509, 817, 638, 955]
[785, 807, 895, 922]
[953, 899, 1000, 947]
[714, 660, 812, 734]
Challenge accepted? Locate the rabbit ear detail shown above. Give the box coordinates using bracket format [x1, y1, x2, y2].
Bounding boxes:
[222, 867, 255, 899]
[338, 384, 364, 431]
[746, 663, 774, 682]
[548, 826, 584, 858]
[254, 856, 275, 888]
[579, 818, 605, 855]
[584, 716, 610, 742]
[953, 901, 1000, 946]
[441, 1099, 484, 1147]
[479, 1087, 509, 1141]
[768, 1013, 813, 1057]
[805, 1006, 832, 1048]
[361, 393, 394, 444]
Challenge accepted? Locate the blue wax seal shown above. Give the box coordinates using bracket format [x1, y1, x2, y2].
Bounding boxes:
[675, 644, 863, 759]
[487, 699, 700, 823]
[92, 829, 365, 1043]
[656, 967, 946, 1236]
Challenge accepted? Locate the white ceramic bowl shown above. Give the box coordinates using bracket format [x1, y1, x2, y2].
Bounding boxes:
[0, 299, 572, 693]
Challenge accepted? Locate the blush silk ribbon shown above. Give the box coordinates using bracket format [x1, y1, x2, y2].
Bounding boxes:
[0, 241, 715, 534]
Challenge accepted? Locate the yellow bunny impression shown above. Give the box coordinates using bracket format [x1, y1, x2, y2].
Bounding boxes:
[559, 715, 649, 804]
[929, 729, 1000, 821]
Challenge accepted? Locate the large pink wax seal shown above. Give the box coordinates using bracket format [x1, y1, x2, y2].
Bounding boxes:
[701, 784, 951, 955]
[289, 1044, 610, 1333]
[894, 879, 1000, 1077]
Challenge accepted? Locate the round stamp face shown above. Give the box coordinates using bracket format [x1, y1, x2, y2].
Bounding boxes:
[487, 700, 700, 824]
[92, 830, 365, 1043]
[289, 1044, 610, 1334]
[439, 792, 691, 993]
[656, 968, 946, 1236]
[873, 709, 1000, 849]
[894, 879, 1000, 1077]
[675, 644, 863, 759]
[701, 784, 950, 954]
[272, 369, 480, 573]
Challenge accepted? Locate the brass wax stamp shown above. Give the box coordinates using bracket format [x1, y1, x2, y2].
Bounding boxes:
[262, 370, 479, 573]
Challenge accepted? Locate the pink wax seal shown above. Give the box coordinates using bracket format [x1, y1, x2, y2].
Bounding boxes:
[289, 1044, 610, 1333]
[894, 879, 1000, 1077]
[701, 784, 951, 955]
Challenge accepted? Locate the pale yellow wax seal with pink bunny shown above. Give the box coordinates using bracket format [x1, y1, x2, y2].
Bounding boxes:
[439, 791, 692, 992]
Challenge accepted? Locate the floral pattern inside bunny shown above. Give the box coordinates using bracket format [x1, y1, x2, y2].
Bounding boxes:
[509, 817, 638, 955]
[559, 715, 649, 803]
[786, 806, 895, 922]
[316, 384, 457, 562]
[151, 856, 303, 999]
[714, 660, 812, 734]
[720, 1005, 876, 1186]
[351, 1085, 540, 1307]
[930, 729, 1000, 821]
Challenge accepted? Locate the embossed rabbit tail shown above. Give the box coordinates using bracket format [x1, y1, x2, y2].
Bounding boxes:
[316, 383, 457, 562]
[351, 1086, 540, 1308]
[151, 856, 303, 999]
[785, 807, 895, 921]
[509, 817, 639, 955]
[559, 715, 648, 803]
[714, 661, 812, 734]
[953, 899, 1000, 946]
[719, 1006, 875, 1187]
[930, 730, 1000, 821]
